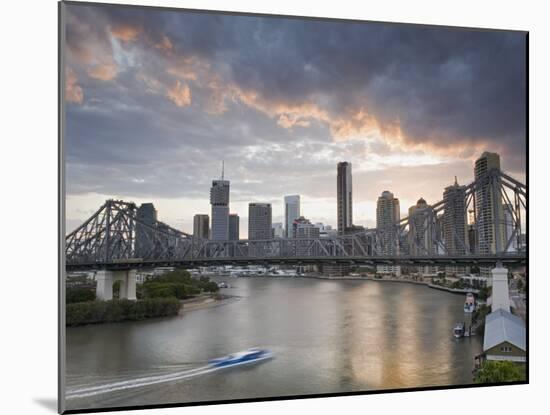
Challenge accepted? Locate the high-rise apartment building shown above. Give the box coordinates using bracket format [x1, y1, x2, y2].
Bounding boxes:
[376, 191, 401, 275]
[228, 213, 240, 241]
[193, 214, 209, 239]
[474, 152, 505, 254]
[248, 203, 272, 240]
[210, 178, 230, 240]
[442, 178, 469, 276]
[474, 152, 505, 278]
[443, 178, 468, 255]
[337, 162, 353, 234]
[284, 195, 300, 238]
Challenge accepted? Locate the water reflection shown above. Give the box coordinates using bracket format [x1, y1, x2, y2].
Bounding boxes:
[66, 277, 482, 410]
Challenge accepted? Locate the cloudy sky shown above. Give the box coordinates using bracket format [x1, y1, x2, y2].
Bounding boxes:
[64, 3, 527, 237]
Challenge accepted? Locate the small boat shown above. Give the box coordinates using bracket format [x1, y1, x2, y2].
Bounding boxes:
[464, 292, 476, 313]
[453, 322, 465, 338]
[208, 348, 273, 368]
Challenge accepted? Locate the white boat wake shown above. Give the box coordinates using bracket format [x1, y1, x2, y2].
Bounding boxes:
[66, 355, 273, 399]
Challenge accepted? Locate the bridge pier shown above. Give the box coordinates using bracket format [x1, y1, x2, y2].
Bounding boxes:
[95, 269, 137, 301]
[96, 270, 113, 301]
[490, 264, 511, 312]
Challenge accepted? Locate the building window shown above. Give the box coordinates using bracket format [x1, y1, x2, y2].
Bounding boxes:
[500, 346, 512, 353]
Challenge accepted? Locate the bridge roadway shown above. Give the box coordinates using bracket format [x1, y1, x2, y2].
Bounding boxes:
[65, 253, 526, 272]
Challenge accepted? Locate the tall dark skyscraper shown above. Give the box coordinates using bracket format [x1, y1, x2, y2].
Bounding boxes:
[210, 163, 230, 240]
[248, 203, 272, 240]
[337, 162, 353, 234]
[229, 213, 240, 241]
[135, 203, 158, 257]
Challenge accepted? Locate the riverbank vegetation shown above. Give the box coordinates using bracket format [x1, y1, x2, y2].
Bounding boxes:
[66, 269, 219, 326]
[138, 269, 218, 300]
[474, 361, 526, 383]
[66, 297, 181, 326]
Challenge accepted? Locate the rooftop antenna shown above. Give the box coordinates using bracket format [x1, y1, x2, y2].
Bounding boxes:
[221, 160, 225, 180]
[454, 175, 458, 185]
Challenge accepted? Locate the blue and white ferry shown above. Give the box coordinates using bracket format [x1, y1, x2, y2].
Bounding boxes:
[208, 348, 273, 368]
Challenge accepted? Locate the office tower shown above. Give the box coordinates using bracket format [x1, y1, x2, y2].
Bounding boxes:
[228, 213, 240, 241]
[135, 203, 158, 257]
[337, 162, 353, 234]
[376, 191, 401, 276]
[210, 166, 230, 240]
[248, 203, 272, 240]
[284, 195, 300, 238]
[193, 214, 209, 240]
[474, 152, 505, 278]
[443, 178, 469, 276]
[272, 222, 285, 238]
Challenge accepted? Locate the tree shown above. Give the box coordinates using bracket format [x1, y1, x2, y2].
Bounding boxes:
[474, 361, 525, 383]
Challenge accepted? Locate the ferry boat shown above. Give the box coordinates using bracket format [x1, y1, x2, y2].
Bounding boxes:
[208, 348, 273, 368]
[453, 322, 465, 338]
[464, 292, 476, 313]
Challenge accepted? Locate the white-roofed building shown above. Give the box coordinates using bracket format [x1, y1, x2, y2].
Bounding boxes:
[482, 309, 526, 363]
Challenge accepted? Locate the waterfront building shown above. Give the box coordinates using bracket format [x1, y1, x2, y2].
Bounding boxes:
[193, 214, 209, 240]
[135, 203, 158, 257]
[474, 152, 505, 277]
[272, 222, 285, 238]
[210, 174, 230, 240]
[229, 213, 240, 241]
[248, 203, 272, 240]
[284, 195, 301, 238]
[337, 162, 353, 234]
[376, 191, 401, 276]
[482, 309, 526, 364]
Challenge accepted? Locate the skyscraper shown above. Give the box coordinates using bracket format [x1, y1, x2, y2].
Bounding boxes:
[474, 152, 505, 255]
[248, 203, 272, 240]
[376, 191, 401, 275]
[210, 165, 230, 240]
[193, 214, 209, 239]
[443, 178, 469, 276]
[337, 162, 353, 234]
[228, 213, 240, 241]
[408, 198, 435, 255]
[474, 152, 505, 279]
[284, 195, 300, 238]
[135, 203, 158, 257]
[443, 178, 468, 255]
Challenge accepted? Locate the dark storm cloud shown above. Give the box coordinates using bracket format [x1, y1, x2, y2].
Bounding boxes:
[64, 2, 526, 207]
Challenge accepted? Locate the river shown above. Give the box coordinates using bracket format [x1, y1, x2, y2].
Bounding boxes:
[65, 276, 482, 411]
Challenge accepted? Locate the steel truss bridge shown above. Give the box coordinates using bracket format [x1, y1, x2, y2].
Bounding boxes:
[66, 169, 526, 271]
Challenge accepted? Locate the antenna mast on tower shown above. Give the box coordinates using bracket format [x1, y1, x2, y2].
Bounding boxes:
[221, 160, 225, 180]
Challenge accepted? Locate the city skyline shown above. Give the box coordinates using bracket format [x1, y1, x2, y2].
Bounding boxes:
[64, 4, 527, 238]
